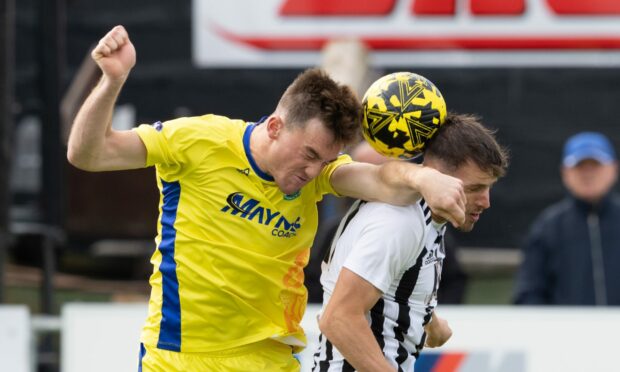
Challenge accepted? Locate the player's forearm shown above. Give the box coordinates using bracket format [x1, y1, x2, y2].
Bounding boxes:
[378, 160, 466, 227]
[376, 161, 425, 205]
[319, 312, 395, 372]
[67, 76, 125, 171]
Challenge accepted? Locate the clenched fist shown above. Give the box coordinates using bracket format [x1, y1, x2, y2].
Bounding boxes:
[91, 25, 136, 82]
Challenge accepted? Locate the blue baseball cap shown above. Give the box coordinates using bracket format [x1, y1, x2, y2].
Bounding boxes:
[562, 132, 617, 167]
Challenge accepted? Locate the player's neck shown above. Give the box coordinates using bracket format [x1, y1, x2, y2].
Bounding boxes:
[249, 124, 271, 175]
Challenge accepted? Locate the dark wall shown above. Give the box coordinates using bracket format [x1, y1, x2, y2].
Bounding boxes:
[13, 0, 620, 248]
[417, 68, 620, 247]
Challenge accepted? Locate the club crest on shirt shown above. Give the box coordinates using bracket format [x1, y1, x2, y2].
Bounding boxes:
[283, 190, 301, 200]
[152, 121, 163, 132]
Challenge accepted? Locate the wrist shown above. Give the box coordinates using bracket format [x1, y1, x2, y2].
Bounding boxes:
[410, 165, 434, 195]
[99, 74, 128, 91]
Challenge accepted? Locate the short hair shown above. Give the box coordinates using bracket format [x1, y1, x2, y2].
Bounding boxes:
[277, 68, 361, 145]
[424, 113, 509, 178]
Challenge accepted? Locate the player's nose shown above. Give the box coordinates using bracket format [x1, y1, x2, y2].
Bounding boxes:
[477, 189, 491, 209]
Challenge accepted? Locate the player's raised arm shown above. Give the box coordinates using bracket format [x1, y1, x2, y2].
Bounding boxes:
[330, 160, 467, 228]
[67, 25, 146, 172]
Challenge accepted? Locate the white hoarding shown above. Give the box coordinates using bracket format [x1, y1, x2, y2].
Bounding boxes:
[60, 303, 620, 372]
[192, 0, 620, 67]
[0, 305, 32, 372]
[61, 303, 147, 372]
[299, 305, 620, 372]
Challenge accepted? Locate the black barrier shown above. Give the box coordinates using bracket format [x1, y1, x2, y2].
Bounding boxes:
[0, 0, 15, 303]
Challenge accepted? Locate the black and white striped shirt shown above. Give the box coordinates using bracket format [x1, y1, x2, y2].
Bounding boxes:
[312, 199, 446, 371]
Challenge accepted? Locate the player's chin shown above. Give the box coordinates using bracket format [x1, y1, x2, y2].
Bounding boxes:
[456, 221, 475, 232]
[279, 182, 302, 196]
[285, 179, 308, 194]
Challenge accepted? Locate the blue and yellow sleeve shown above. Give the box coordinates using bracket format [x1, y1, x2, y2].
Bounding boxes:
[133, 116, 217, 179]
[314, 154, 353, 197]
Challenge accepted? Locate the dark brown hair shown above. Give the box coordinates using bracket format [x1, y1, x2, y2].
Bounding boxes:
[425, 113, 509, 178]
[277, 68, 362, 145]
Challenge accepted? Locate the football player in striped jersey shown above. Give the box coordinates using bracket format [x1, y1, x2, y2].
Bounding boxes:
[313, 113, 508, 371]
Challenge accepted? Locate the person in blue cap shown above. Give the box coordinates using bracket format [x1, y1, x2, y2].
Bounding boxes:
[514, 132, 620, 305]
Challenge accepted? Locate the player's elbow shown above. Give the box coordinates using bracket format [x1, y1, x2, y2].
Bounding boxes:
[318, 313, 330, 335]
[318, 309, 346, 339]
[67, 149, 87, 170]
[67, 147, 101, 172]
[67, 147, 85, 169]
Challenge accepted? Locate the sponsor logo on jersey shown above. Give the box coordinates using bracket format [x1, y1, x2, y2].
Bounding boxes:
[221, 192, 301, 238]
[152, 121, 163, 132]
[424, 248, 439, 266]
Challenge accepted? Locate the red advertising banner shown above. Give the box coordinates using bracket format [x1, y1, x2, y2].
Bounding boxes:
[192, 0, 620, 67]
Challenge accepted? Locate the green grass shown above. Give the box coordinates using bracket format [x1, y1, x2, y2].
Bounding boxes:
[4, 275, 518, 316]
[464, 274, 515, 305]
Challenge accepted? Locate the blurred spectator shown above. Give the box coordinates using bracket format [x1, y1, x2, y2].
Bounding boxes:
[306, 141, 469, 304]
[514, 132, 620, 305]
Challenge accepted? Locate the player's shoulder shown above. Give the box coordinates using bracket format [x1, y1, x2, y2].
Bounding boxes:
[362, 200, 425, 217]
[353, 201, 426, 263]
[358, 201, 426, 232]
[153, 115, 245, 147]
[166, 114, 244, 133]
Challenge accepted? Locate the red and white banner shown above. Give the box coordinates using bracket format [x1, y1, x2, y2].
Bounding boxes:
[192, 0, 620, 67]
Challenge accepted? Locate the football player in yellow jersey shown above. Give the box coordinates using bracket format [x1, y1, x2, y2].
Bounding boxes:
[67, 25, 467, 371]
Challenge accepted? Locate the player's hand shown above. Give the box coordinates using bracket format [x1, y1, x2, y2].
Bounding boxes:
[424, 315, 452, 348]
[91, 25, 136, 82]
[415, 167, 466, 228]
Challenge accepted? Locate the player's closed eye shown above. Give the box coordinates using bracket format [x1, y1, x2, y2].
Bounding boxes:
[466, 185, 488, 193]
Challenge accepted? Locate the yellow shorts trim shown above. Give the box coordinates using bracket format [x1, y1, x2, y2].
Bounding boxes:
[139, 339, 301, 372]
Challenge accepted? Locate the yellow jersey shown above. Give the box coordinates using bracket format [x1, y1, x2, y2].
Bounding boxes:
[133, 115, 351, 353]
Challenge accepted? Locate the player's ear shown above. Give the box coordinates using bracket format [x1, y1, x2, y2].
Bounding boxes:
[266, 116, 284, 139]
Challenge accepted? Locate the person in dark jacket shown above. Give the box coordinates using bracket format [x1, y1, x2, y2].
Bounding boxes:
[514, 132, 620, 305]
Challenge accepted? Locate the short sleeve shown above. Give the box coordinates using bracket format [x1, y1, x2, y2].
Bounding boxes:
[343, 203, 424, 293]
[133, 116, 225, 179]
[313, 154, 352, 197]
